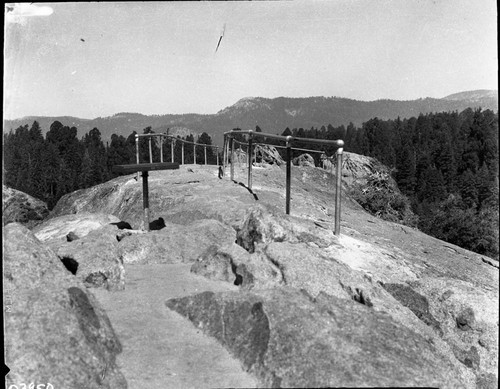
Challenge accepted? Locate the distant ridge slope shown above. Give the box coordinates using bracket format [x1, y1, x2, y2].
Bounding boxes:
[442, 89, 498, 101]
[4, 90, 497, 147]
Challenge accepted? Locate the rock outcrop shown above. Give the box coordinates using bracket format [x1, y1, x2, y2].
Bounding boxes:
[2, 185, 49, 228]
[254, 144, 284, 166]
[117, 219, 235, 264]
[3, 223, 127, 388]
[292, 153, 315, 167]
[341, 151, 393, 187]
[33, 212, 121, 242]
[230, 147, 247, 165]
[47, 225, 126, 291]
[32, 213, 126, 291]
[166, 288, 465, 388]
[27, 161, 497, 388]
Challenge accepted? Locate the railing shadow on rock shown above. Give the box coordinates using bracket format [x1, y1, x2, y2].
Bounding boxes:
[223, 130, 344, 235]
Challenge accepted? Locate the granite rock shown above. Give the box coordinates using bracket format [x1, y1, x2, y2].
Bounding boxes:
[33, 212, 120, 242]
[292, 153, 315, 167]
[2, 185, 49, 228]
[48, 225, 125, 291]
[117, 219, 236, 264]
[3, 223, 127, 389]
[166, 287, 466, 388]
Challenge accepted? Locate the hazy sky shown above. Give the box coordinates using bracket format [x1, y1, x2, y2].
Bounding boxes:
[4, 1, 498, 119]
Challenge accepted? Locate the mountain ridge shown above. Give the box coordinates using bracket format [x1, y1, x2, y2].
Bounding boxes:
[4, 89, 497, 147]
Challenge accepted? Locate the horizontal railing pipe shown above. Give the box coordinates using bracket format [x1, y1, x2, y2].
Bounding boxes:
[224, 130, 344, 148]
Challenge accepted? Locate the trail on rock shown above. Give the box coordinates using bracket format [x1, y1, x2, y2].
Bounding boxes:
[92, 263, 257, 389]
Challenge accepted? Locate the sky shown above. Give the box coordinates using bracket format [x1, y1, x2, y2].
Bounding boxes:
[3, 0, 498, 120]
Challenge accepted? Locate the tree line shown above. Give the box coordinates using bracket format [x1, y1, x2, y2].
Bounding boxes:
[3, 121, 216, 209]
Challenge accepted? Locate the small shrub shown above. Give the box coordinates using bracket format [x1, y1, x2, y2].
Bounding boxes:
[348, 171, 419, 227]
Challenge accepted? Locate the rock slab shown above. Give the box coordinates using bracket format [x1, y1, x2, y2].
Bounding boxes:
[2, 185, 49, 228]
[3, 223, 127, 389]
[33, 212, 120, 242]
[166, 287, 466, 388]
[48, 225, 126, 291]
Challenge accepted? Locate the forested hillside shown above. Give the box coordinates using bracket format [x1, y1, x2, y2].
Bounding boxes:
[3, 108, 498, 259]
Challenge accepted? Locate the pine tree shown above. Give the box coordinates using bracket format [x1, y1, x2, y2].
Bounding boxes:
[395, 141, 417, 197]
[79, 149, 93, 188]
[458, 169, 478, 209]
[425, 168, 446, 203]
[477, 163, 495, 210]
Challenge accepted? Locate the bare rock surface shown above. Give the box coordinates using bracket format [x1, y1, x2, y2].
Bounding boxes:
[165, 287, 465, 388]
[2, 185, 49, 228]
[50, 166, 260, 230]
[117, 219, 235, 264]
[3, 223, 126, 388]
[33, 212, 120, 242]
[191, 243, 284, 289]
[47, 225, 126, 291]
[41, 162, 498, 387]
[91, 264, 257, 389]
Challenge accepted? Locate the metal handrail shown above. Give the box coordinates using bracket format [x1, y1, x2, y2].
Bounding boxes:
[232, 139, 329, 155]
[223, 129, 344, 235]
[135, 133, 220, 166]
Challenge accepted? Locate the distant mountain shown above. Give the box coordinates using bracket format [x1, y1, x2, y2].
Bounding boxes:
[4, 90, 497, 147]
[442, 89, 498, 102]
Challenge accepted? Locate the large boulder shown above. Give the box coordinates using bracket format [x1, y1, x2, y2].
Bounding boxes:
[47, 225, 126, 291]
[117, 219, 236, 264]
[292, 153, 315, 167]
[3, 223, 127, 388]
[254, 144, 284, 166]
[341, 151, 393, 187]
[33, 212, 121, 242]
[166, 287, 466, 388]
[191, 243, 284, 289]
[235, 205, 338, 253]
[2, 185, 49, 228]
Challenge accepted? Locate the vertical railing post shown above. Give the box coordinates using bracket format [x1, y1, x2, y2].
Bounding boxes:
[286, 136, 292, 215]
[204, 146, 207, 165]
[142, 171, 150, 231]
[223, 136, 228, 175]
[181, 142, 185, 165]
[247, 130, 253, 189]
[160, 135, 163, 163]
[171, 139, 174, 163]
[230, 137, 235, 181]
[148, 137, 153, 163]
[135, 134, 140, 180]
[194, 144, 197, 165]
[335, 140, 344, 235]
